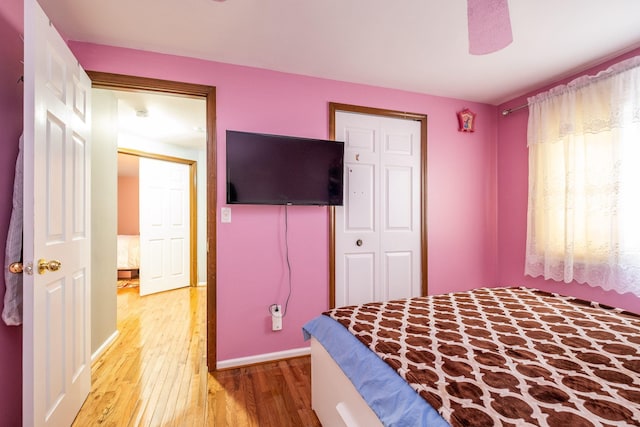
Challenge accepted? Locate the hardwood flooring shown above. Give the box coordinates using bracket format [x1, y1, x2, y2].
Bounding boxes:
[73, 286, 321, 426]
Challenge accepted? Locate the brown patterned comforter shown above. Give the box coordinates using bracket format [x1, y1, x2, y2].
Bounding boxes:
[325, 287, 640, 426]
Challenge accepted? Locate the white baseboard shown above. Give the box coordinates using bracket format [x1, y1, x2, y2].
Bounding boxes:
[216, 346, 311, 370]
[91, 330, 119, 362]
[197, 281, 207, 287]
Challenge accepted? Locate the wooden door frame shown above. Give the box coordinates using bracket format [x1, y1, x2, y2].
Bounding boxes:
[88, 71, 218, 371]
[328, 102, 428, 308]
[117, 149, 198, 288]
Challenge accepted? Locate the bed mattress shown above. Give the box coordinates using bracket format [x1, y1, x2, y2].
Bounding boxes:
[116, 234, 140, 270]
[308, 287, 640, 426]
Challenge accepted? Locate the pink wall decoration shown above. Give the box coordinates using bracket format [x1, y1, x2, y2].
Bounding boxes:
[457, 108, 477, 132]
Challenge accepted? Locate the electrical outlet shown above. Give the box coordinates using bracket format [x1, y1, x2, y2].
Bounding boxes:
[270, 304, 282, 331]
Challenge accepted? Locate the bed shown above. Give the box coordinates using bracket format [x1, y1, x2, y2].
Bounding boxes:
[117, 234, 140, 278]
[303, 287, 640, 426]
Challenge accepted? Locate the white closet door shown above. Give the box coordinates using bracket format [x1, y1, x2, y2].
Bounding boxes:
[139, 158, 190, 296]
[334, 111, 421, 306]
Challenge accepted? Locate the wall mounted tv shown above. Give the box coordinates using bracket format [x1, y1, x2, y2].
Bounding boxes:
[226, 130, 344, 206]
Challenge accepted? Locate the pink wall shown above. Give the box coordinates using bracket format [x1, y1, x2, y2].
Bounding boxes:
[0, 1, 24, 424]
[497, 47, 640, 314]
[118, 176, 140, 235]
[67, 42, 498, 361]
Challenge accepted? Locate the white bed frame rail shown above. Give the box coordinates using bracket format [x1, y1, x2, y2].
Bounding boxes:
[311, 338, 384, 427]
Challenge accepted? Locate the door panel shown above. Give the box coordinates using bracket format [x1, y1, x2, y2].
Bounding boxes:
[149, 239, 164, 279]
[45, 115, 65, 240]
[385, 167, 413, 230]
[170, 238, 186, 275]
[384, 131, 413, 154]
[44, 279, 64, 414]
[139, 158, 190, 296]
[345, 127, 376, 153]
[71, 270, 87, 380]
[335, 111, 421, 306]
[24, 1, 92, 424]
[384, 252, 412, 300]
[72, 134, 88, 236]
[344, 254, 376, 306]
[379, 118, 421, 300]
[346, 164, 375, 230]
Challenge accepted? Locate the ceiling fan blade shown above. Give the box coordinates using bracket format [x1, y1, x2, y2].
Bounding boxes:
[467, 0, 513, 55]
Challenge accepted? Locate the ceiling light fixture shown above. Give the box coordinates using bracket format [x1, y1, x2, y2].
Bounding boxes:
[467, 0, 513, 55]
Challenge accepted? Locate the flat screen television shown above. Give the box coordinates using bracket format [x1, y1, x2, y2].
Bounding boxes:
[226, 130, 344, 206]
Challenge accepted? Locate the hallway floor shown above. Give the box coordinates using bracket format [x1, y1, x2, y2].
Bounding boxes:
[72, 286, 320, 426]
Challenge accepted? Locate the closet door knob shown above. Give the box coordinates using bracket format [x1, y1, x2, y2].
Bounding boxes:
[356, 239, 363, 247]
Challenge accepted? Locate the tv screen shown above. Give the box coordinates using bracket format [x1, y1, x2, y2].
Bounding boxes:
[226, 130, 344, 206]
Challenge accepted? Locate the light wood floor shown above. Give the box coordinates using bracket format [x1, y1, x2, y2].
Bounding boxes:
[72, 285, 321, 426]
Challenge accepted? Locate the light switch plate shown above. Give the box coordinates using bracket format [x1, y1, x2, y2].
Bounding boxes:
[221, 207, 231, 223]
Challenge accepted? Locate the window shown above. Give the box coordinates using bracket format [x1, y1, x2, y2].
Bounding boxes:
[525, 56, 640, 296]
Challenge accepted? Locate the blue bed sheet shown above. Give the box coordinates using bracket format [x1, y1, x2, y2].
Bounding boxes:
[303, 315, 450, 427]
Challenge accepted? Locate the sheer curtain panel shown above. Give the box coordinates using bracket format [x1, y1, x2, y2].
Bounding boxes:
[525, 56, 640, 296]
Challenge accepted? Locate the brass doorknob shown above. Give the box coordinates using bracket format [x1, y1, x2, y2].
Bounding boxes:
[38, 259, 62, 275]
[9, 262, 23, 274]
[9, 262, 33, 275]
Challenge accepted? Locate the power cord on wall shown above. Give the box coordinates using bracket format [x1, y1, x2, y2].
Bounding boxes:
[282, 204, 292, 316]
[268, 204, 293, 317]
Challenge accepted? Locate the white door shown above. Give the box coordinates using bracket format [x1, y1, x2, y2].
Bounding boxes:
[23, 1, 92, 425]
[139, 158, 190, 296]
[334, 111, 422, 306]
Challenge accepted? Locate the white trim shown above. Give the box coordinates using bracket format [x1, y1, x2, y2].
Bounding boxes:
[197, 281, 207, 287]
[216, 346, 311, 370]
[91, 330, 119, 362]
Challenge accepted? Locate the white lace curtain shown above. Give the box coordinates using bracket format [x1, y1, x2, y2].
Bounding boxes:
[525, 55, 640, 296]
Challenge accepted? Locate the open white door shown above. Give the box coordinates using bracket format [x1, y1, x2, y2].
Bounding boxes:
[139, 158, 190, 296]
[23, 0, 92, 426]
[334, 111, 422, 306]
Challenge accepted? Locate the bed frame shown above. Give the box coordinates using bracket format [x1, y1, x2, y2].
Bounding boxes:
[310, 338, 383, 427]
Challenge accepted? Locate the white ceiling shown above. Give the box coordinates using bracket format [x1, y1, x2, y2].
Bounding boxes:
[113, 90, 206, 149]
[111, 89, 206, 173]
[40, 0, 640, 105]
